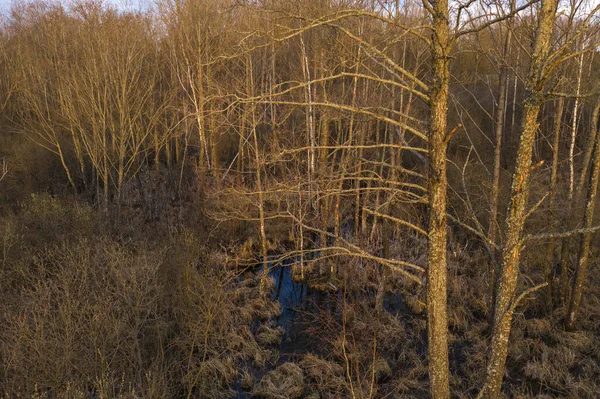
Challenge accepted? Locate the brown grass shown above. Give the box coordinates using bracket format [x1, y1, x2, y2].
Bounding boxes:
[252, 362, 304, 399]
[0, 196, 286, 398]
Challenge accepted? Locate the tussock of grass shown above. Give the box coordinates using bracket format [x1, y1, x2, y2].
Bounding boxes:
[371, 357, 392, 383]
[186, 357, 238, 398]
[253, 362, 304, 399]
[252, 296, 283, 320]
[240, 368, 254, 391]
[256, 322, 286, 346]
[406, 295, 426, 315]
[300, 354, 345, 394]
[524, 318, 551, 337]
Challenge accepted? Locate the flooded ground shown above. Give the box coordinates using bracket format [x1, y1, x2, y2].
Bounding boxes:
[234, 256, 412, 397]
[269, 260, 334, 360]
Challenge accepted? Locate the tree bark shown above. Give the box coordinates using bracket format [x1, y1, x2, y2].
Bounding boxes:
[566, 99, 600, 330]
[568, 47, 585, 201]
[427, 1, 451, 397]
[488, 14, 513, 248]
[488, 23, 513, 324]
[246, 54, 269, 294]
[319, 115, 330, 249]
[546, 97, 564, 309]
[484, 1, 558, 396]
[560, 46, 588, 303]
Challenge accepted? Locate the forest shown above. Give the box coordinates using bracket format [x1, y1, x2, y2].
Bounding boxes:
[1, 0, 600, 397]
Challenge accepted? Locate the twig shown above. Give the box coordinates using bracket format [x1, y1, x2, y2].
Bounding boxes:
[509, 282, 549, 315]
[0, 159, 7, 182]
[444, 123, 462, 145]
[523, 225, 600, 242]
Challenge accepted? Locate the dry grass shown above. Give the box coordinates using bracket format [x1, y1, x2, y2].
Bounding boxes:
[252, 362, 304, 399]
[2, 194, 600, 398]
[301, 354, 345, 390]
[0, 196, 286, 398]
[256, 322, 286, 347]
[281, 237, 600, 399]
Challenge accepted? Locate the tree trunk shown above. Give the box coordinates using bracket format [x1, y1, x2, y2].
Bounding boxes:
[245, 53, 269, 294]
[546, 97, 564, 309]
[488, 25, 512, 323]
[566, 99, 600, 330]
[196, 63, 208, 172]
[375, 123, 395, 315]
[484, 1, 558, 396]
[238, 102, 247, 185]
[510, 51, 520, 134]
[488, 20, 513, 248]
[56, 142, 76, 193]
[355, 124, 366, 240]
[559, 46, 587, 303]
[427, 1, 451, 397]
[300, 37, 316, 181]
[320, 115, 330, 249]
[210, 99, 220, 183]
[568, 48, 585, 201]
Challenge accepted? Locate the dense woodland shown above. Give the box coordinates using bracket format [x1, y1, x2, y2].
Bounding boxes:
[1, 0, 600, 397]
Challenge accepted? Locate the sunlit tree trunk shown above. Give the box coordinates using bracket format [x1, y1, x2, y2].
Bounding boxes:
[484, 1, 558, 396]
[488, 23, 513, 323]
[546, 97, 564, 308]
[560, 44, 587, 302]
[246, 54, 269, 294]
[238, 102, 248, 185]
[319, 114, 330, 249]
[566, 99, 600, 330]
[427, 0, 451, 396]
[488, 5, 514, 248]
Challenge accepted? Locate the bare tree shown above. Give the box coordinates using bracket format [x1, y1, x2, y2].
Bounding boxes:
[483, 1, 559, 396]
[566, 98, 600, 330]
[426, 0, 451, 396]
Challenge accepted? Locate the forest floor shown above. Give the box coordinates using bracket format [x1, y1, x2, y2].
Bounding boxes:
[0, 180, 599, 398]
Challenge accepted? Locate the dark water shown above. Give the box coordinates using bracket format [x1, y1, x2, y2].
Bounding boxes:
[234, 259, 326, 397]
[268, 260, 333, 360]
[236, 258, 411, 397]
[265, 258, 412, 358]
